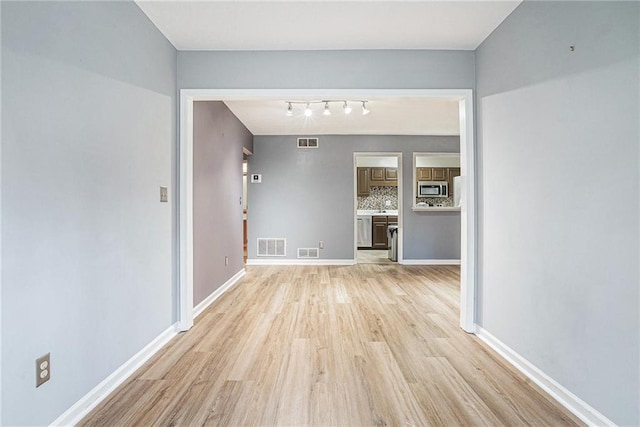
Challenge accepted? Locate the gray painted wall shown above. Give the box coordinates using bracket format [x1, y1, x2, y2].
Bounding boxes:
[476, 2, 639, 425]
[193, 102, 252, 305]
[178, 50, 475, 89]
[1, 2, 176, 425]
[248, 135, 460, 261]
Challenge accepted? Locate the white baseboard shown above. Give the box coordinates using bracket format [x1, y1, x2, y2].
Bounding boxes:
[400, 259, 461, 265]
[246, 259, 356, 266]
[475, 326, 615, 427]
[50, 323, 179, 426]
[193, 269, 245, 319]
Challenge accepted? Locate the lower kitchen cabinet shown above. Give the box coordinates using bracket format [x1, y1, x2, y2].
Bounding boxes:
[372, 215, 398, 249]
[372, 216, 388, 249]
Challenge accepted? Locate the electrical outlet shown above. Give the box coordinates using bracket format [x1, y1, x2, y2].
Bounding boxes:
[160, 186, 168, 203]
[319, 241, 324, 249]
[225, 256, 229, 266]
[36, 353, 50, 388]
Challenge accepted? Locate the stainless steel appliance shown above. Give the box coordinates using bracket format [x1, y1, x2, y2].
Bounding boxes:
[357, 215, 372, 247]
[417, 181, 448, 197]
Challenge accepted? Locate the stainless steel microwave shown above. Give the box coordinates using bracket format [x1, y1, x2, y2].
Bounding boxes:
[417, 181, 448, 197]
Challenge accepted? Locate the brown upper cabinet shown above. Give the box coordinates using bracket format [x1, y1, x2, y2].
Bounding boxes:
[431, 167, 447, 181]
[370, 167, 386, 181]
[385, 168, 398, 181]
[357, 167, 370, 196]
[417, 167, 449, 181]
[368, 167, 398, 187]
[417, 167, 432, 181]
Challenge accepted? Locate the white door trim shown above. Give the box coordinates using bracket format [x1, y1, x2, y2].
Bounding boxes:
[178, 89, 476, 333]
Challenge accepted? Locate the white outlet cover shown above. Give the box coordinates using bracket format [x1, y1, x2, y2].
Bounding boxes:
[251, 174, 262, 183]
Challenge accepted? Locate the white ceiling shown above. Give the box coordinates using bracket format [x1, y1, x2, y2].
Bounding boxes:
[223, 97, 460, 135]
[138, 1, 520, 135]
[136, 1, 521, 51]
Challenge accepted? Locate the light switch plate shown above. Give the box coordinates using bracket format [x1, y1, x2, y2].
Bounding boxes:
[160, 186, 168, 203]
[251, 174, 262, 183]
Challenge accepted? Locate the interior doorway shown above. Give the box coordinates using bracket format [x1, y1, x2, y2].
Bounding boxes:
[354, 153, 402, 264]
[179, 89, 476, 333]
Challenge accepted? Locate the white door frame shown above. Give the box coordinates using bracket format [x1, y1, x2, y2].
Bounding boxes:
[178, 89, 476, 333]
[353, 152, 403, 264]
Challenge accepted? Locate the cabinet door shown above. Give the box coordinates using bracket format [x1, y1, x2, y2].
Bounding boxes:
[432, 167, 447, 181]
[447, 167, 461, 197]
[371, 167, 385, 181]
[357, 168, 370, 196]
[372, 217, 388, 249]
[385, 168, 398, 181]
[387, 216, 398, 226]
[417, 167, 432, 181]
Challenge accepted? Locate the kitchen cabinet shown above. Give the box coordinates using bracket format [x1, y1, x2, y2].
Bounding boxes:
[417, 167, 432, 181]
[447, 167, 461, 198]
[357, 167, 370, 196]
[370, 167, 398, 186]
[385, 168, 398, 181]
[417, 167, 454, 182]
[371, 167, 386, 181]
[372, 216, 388, 249]
[371, 215, 397, 249]
[432, 167, 447, 181]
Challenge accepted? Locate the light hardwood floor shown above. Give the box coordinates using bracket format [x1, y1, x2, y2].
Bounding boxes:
[80, 265, 583, 426]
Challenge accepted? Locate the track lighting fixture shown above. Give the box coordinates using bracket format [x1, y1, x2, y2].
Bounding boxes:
[284, 100, 369, 117]
[304, 103, 313, 117]
[361, 101, 370, 115]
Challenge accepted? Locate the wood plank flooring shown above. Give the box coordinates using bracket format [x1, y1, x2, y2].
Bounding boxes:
[80, 265, 583, 426]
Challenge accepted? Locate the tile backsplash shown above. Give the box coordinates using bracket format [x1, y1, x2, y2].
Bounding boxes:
[416, 196, 455, 207]
[358, 186, 398, 210]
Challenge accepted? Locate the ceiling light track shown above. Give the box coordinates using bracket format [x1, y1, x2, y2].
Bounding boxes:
[284, 100, 370, 117]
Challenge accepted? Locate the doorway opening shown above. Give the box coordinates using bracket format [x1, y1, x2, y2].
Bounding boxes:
[179, 89, 476, 333]
[354, 153, 402, 264]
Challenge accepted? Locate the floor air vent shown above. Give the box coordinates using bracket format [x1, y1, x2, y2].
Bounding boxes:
[257, 238, 286, 257]
[297, 137, 318, 148]
[297, 248, 319, 258]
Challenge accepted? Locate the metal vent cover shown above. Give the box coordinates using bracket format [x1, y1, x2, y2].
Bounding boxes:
[297, 248, 319, 258]
[297, 137, 319, 148]
[257, 238, 286, 257]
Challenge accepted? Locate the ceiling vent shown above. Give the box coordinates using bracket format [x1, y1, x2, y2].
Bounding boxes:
[257, 238, 286, 257]
[297, 248, 319, 259]
[297, 137, 319, 149]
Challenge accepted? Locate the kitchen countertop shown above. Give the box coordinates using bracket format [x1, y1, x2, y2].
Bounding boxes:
[412, 206, 461, 212]
[357, 210, 398, 216]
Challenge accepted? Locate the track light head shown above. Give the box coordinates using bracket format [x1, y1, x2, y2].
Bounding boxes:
[286, 102, 293, 117]
[361, 101, 370, 115]
[304, 103, 313, 117]
[323, 102, 331, 116]
[343, 101, 352, 115]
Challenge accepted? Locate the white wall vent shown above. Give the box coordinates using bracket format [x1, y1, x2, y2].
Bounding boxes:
[297, 137, 319, 149]
[297, 248, 319, 258]
[257, 238, 286, 257]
